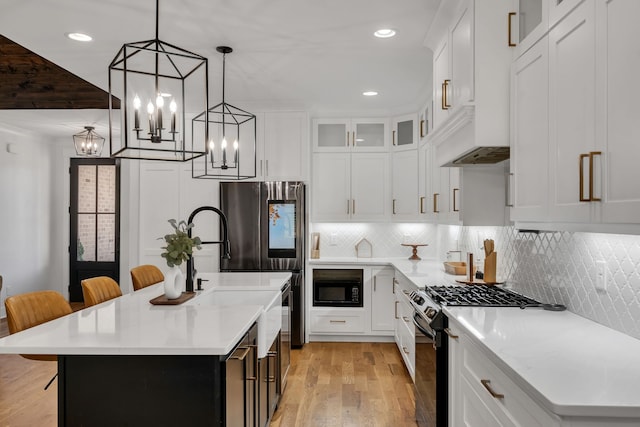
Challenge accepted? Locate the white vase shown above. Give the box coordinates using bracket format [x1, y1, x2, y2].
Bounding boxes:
[163, 265, 184, 299]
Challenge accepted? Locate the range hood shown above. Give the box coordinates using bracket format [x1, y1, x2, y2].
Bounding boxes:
[429, 103, 510, 168]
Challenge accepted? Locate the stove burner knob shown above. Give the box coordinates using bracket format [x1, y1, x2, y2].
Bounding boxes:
[425, 307, 437, 319]
[417, 296, 425, 305]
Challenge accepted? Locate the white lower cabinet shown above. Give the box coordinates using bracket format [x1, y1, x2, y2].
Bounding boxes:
[393, 272, 417, 381]
[309, 265, 395, 339]
[448, 316, 561, 427]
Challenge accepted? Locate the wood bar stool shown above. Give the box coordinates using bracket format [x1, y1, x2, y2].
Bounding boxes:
[130, 265, 164, 291]
[81, 276, 122, 307]
[4, 290, 73, 389]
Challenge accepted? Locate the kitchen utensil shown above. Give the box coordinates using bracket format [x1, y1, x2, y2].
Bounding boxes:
[443, 261, 467, 275]
[484, 252, 497, 283]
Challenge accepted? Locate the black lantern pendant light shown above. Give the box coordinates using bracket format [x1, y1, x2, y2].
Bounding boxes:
[192, 46, 256, 179]
[108, 0, 209, 161]
[73, 126, 105, 157]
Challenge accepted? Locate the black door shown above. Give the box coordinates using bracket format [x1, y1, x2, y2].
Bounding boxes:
[69, 158, 120, 302]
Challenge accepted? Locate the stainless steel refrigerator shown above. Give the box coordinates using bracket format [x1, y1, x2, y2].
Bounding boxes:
[220, 181, 305, 348]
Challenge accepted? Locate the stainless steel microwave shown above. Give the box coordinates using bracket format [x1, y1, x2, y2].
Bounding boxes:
[312, 269, 363, 307]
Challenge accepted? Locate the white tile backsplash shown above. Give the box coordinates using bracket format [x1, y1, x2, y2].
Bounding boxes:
[309, 223, 438, 259]
[455, 225, 640, 340]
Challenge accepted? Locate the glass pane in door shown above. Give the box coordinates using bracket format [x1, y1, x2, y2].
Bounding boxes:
[77, 214, 96, 261]
[317, 123, 347, 147]
[98, 165, 116, 213]
[519, 0, 542, 41]
[97, 214, 116, 262]
[355, 123, 384, 148]
[397, 120, 414, 146]
[78, 165, 96, 212]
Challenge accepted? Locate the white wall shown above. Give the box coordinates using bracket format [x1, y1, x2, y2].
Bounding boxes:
[0, 129, 66, 316]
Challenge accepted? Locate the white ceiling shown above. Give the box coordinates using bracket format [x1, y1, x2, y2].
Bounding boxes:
[0, 0, 440, 139]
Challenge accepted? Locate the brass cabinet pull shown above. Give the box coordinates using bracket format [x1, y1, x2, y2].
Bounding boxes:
[265, 160, 269, 177]
[402, 316, 410, 322]
[393, 130, 396, 146]
[352, 131, 356, 147]
[589, 151, 602, 202]
[346, 131, 350, 147]
[420, 196, 425, 214]
[393, 278, 398, 294]
[347, 199, 350, 214]
[402, 346, 410, 355]
[508, 12, 516, 47]
[231, 346, 251, 361]
[443, 79, 451, 109]
[352, 199, 356, 215]
[433, 193, 440, 213]
[393, 199, 397, 215]
[441, 82, 447, 110]
[247, 376, 258, 381]
[420, 119, 425, 138]
[395, 301, 399, 319]
[402, 289, 410, 295]
[444, 328, 459, 340]
[330, 319, 346, 323]
[505, 173, 514, 207]
[579, 153, 590, 202]
[481, 379, 505, 399]
[453, 188, 460, 212]
[373, 276, 377, 292]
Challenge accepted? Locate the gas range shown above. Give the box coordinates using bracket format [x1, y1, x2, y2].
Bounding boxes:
[410, 285, 541, 324]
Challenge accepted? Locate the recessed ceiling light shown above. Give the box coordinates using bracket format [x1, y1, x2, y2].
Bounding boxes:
[66, 32, 93, 42]
[363, 91, 378, 96]
[374, 29, 396, 38]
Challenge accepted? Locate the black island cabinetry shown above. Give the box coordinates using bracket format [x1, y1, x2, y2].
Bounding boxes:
[58, 322, 267, 427]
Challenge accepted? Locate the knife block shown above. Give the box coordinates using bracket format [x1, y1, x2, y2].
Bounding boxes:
[484, 252, 497, 283]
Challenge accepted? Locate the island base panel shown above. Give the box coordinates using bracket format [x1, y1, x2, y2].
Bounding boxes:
[58, 355, 225, 427]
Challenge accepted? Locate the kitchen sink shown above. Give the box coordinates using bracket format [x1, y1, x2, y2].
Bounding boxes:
[190, 289, 281, 358]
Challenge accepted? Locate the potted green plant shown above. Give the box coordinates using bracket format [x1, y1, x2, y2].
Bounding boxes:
[159, 219, 202, 298]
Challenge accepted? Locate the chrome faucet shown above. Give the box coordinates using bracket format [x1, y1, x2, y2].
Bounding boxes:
[186, 206, 231, 292]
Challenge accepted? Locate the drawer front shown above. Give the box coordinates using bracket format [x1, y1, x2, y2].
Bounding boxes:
[310, 311, 365, 334]
[461, 338, 559, 427]
[398, 322, 415, 380]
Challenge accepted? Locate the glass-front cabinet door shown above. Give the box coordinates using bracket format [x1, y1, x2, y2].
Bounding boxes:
[392, 114, 417, 151]
[511, 0, 547, 58]
[313, 118, 388, 152]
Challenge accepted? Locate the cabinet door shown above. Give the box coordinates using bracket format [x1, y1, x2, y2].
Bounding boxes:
[311, 153, 350, 221]
[313, 118, 350, 152]
[548, 0, 595, 222]
[263, 112, 307, 181]
[450, 0, 474, 108]
[352, 118, 388, 152]
[370, 268, 395, 332]
[418, 143, 434, 219]
[598, 0, 640, 223]
[511, 0, 548, 58]
[392, 150, 419, 219]
[392, 114, 418, 151]
[433, 40, 450, 130]
[510, 37, 549, 222]
[351, 153, 389, 221]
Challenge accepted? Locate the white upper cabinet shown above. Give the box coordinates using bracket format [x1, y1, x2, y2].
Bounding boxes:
[425, 0, 511, 167]
[313, 118, 388, 152]
[391, 114, 418, 151]
[311, 152, 389, 222]
[391, 149, 419, 220]
[510, 37, 550, 222]
[548, 0, 595, 223]
[259, 111, 308, 181]
[510, 0, 590, 59]
[597, 0, 640, 224]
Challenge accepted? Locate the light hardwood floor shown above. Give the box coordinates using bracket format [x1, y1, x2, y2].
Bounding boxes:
[0, 317, 417, 427]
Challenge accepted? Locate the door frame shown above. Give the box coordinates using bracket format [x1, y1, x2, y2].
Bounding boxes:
[69, 158, 121, 302]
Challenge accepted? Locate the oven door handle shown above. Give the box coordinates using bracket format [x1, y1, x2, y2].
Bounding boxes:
[412, 312, 436, 340]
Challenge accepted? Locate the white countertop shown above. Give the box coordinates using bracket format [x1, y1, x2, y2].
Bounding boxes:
[313, 256, 640, 419]
[0, 272, 291, 356]
[445, 305, 640, 418]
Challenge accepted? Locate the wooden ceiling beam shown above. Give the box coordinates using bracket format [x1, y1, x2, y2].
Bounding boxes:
[0, 35, 120, 109]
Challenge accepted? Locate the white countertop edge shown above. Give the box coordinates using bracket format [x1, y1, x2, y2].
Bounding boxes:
[444, 306, 640, 419]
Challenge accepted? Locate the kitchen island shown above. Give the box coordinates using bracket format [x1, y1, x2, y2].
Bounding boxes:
[0, 272, 291, 427]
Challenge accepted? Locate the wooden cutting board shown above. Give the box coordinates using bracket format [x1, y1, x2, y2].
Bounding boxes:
[149, 292, 196, 305]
